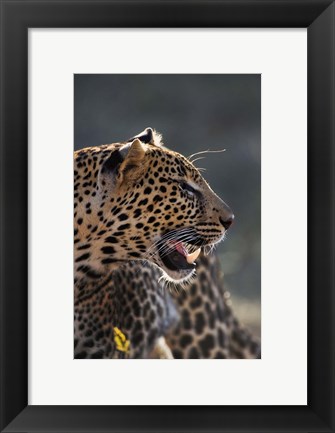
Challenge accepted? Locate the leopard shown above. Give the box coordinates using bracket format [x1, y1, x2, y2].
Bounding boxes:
[74, 127, 234, 359]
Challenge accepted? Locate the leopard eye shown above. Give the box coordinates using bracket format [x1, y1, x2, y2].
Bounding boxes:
[179, 181, 197, 196]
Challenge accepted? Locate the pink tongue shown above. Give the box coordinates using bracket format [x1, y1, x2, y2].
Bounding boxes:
[175, 241, 188, 257]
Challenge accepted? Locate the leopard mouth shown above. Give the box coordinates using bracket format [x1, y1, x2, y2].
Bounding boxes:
[156, 232, 204, 280]
[159, 240, 201, 272]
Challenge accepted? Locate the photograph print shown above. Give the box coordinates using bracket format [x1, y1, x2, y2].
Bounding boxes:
[74, 74, 261, 359]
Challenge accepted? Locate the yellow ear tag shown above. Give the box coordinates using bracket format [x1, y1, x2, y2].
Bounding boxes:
[113, 327, 130, 353]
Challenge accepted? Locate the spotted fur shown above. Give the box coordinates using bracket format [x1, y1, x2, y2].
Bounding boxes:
[74, 263, 178, 359]
[75, 251, 260, 359]
[165, 252, 261, 359]
[74, 128, 234, 358]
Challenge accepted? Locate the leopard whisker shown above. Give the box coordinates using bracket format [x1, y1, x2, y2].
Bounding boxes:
[188, 148, 226, 161]
[190, 156, 205, 164]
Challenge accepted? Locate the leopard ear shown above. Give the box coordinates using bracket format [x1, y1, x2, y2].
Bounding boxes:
[100, 139, 147, 188]
[127, 127, 162, 146]
[119, 138, 147, 175]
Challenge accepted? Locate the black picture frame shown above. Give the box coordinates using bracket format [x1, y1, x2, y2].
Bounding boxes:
[1, 1, 334, 432]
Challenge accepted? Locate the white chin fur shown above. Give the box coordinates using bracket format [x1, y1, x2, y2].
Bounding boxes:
[160, 267, 196, 284]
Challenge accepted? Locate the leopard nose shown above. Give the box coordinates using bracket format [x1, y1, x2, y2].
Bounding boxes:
[219, 208, 234, 231]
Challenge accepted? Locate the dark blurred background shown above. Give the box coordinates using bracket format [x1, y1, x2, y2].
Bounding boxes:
[74, 74, 261, 336]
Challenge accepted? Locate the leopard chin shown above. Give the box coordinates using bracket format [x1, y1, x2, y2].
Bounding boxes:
[159, 266, 196, 285]
[146, 256, 196, 284]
